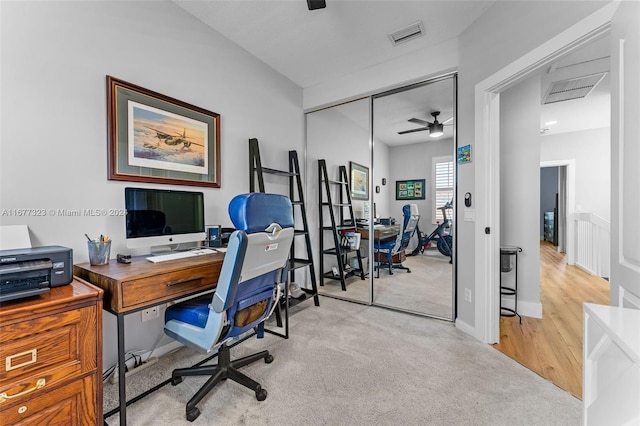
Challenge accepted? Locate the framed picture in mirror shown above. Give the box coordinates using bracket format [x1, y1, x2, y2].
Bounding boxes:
[396, 179, 425, 200]
[350, 161, 369, 200]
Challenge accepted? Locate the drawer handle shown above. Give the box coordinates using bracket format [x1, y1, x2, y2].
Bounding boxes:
[0, 378, 46, 403]
[6, 349, 37, 372]
[167, 277, 203, 287]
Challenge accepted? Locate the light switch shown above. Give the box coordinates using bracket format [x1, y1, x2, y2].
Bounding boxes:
[464, 208, 475, 222]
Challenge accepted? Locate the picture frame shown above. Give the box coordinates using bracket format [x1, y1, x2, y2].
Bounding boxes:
[457, 144, 472, 164]
[107, 76, 221, 187]
[396, 179, 426, 200]
[350, 161, 369, 200]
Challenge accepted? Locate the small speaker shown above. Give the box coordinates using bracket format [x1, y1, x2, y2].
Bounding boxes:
[208, 226, 221, 248]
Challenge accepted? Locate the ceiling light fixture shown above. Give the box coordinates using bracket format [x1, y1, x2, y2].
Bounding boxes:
[429, 123, 444, 138]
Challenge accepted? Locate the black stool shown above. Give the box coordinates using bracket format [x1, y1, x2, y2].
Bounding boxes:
[500, 246, 522, 324]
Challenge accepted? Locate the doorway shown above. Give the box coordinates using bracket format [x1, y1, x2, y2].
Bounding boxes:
[474, 8, 614, 343]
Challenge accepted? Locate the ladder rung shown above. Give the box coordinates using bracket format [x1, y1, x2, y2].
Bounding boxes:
[291, 201, 303, 206]
[289, 259, 313, 270]
[294, 230, 308, 235]
[261, 167, 296, 177]
[322, 249, 341, 255]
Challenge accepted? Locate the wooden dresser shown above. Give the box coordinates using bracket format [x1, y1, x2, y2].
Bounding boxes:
[0, 278, 103, 425]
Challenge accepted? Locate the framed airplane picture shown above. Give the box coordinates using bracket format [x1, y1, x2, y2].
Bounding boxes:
[107, 76, 221, 187]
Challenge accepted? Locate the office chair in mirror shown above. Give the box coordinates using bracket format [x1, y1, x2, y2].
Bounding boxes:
[163, 193, 294, 422]
[374, 204, 420, 277]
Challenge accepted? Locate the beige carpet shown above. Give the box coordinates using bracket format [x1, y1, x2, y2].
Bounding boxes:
[318, 247, 453, 319]
[104, 296, 580, 425]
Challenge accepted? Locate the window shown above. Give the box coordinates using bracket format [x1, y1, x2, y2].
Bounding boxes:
[432, 155, 454, 224]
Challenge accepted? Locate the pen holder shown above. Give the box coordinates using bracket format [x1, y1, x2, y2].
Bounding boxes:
[88, 240, 111, 265]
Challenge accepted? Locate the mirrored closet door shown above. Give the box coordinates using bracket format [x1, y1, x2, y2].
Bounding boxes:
[371, 76, 456, 320]
[305, 74, 456, 321]
[306, 98, 371, 305]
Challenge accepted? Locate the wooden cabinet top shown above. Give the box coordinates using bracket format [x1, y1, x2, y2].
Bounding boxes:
[0, 278, 103, 324]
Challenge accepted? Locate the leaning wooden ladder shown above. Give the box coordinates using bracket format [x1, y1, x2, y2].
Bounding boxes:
[249, 138, 320, 337]
[318, 159, 365, 291]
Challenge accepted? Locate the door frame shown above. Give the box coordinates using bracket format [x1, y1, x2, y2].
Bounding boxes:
[474, 4, 618, 343]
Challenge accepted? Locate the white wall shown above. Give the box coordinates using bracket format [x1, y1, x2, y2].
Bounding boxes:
[373, 140, 391, 219]
[541, 127, 610, 221]
[387, 139, 454, 227]
[304, 38, 459, 111]
[500, 75, 542, 318]
[456, 0, 609, 334]
[1, 1, 303, 369]
[303, 1, 610, 337]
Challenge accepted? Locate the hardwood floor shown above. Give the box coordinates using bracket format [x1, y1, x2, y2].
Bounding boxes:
[492, 241, 610, 399]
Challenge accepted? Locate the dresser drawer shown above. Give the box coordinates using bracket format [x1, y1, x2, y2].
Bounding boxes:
[0, 374, 97, 426]
[121, 264, 218, 309]
[0, 305, 98, 394]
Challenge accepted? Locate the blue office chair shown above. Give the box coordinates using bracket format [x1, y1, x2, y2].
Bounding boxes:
[164, 193, 294, 422]
[374, 204, 419, 276]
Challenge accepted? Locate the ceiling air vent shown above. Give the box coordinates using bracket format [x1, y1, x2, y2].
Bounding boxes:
[388, 21, 425, 46]
[543, 72, 607, 104]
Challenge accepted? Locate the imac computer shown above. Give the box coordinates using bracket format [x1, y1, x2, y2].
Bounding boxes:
[124, 187, 205, 251]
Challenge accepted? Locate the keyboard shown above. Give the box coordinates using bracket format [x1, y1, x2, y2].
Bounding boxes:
[146, 248, 216, 263]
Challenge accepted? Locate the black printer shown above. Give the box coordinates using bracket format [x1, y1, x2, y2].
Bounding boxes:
[0, 245, 73, 303]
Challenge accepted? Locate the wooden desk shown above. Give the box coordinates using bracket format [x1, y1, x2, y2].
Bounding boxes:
[358, 224, 400, 241]
[74, 253, 223, 426]
[0, 278, 103, 425]
[359, 225, 402, 278]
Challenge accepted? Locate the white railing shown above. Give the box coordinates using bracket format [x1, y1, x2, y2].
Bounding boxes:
[569, 212, 610, 279]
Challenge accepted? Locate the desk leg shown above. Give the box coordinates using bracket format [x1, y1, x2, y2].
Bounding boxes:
[117, 313, 126, 426]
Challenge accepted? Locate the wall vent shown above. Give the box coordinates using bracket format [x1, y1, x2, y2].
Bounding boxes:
[543, 72, 607, 104]
[388, 21, 425, 46]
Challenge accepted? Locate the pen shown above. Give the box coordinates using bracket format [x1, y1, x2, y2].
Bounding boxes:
[85, 233, 92, 242]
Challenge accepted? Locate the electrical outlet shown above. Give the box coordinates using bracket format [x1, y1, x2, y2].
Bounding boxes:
[141, 306, 159, 322]
[465, 288, 472, 303]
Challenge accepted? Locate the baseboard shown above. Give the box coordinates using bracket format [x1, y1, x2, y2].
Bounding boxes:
[455, 317, 478, 339]
[501, 297, 542, 319]
[149, 340, 185, 359]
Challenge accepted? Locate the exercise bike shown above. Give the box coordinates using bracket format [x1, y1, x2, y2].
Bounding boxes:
[409, 200, 453, 262]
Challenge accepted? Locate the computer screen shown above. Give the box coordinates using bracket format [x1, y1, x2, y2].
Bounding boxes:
[124, 187, 205, 250]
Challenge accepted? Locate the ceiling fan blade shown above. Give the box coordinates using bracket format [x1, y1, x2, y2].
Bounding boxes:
[398, 127, 429, 135]
[442, 117, 454, 125]
[408, 118, 432, 126]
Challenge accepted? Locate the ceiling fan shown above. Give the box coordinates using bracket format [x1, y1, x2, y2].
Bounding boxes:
[398, 111, 453, 138]
[307, 0, 326, 10]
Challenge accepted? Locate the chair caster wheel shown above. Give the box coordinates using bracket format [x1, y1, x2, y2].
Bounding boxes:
[265, 354, 274, 364]
[171, 376, 183, 386]
[186, 407, 200, 422]
[407, 270, 412, 273]
[256, 387, 268, 401]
